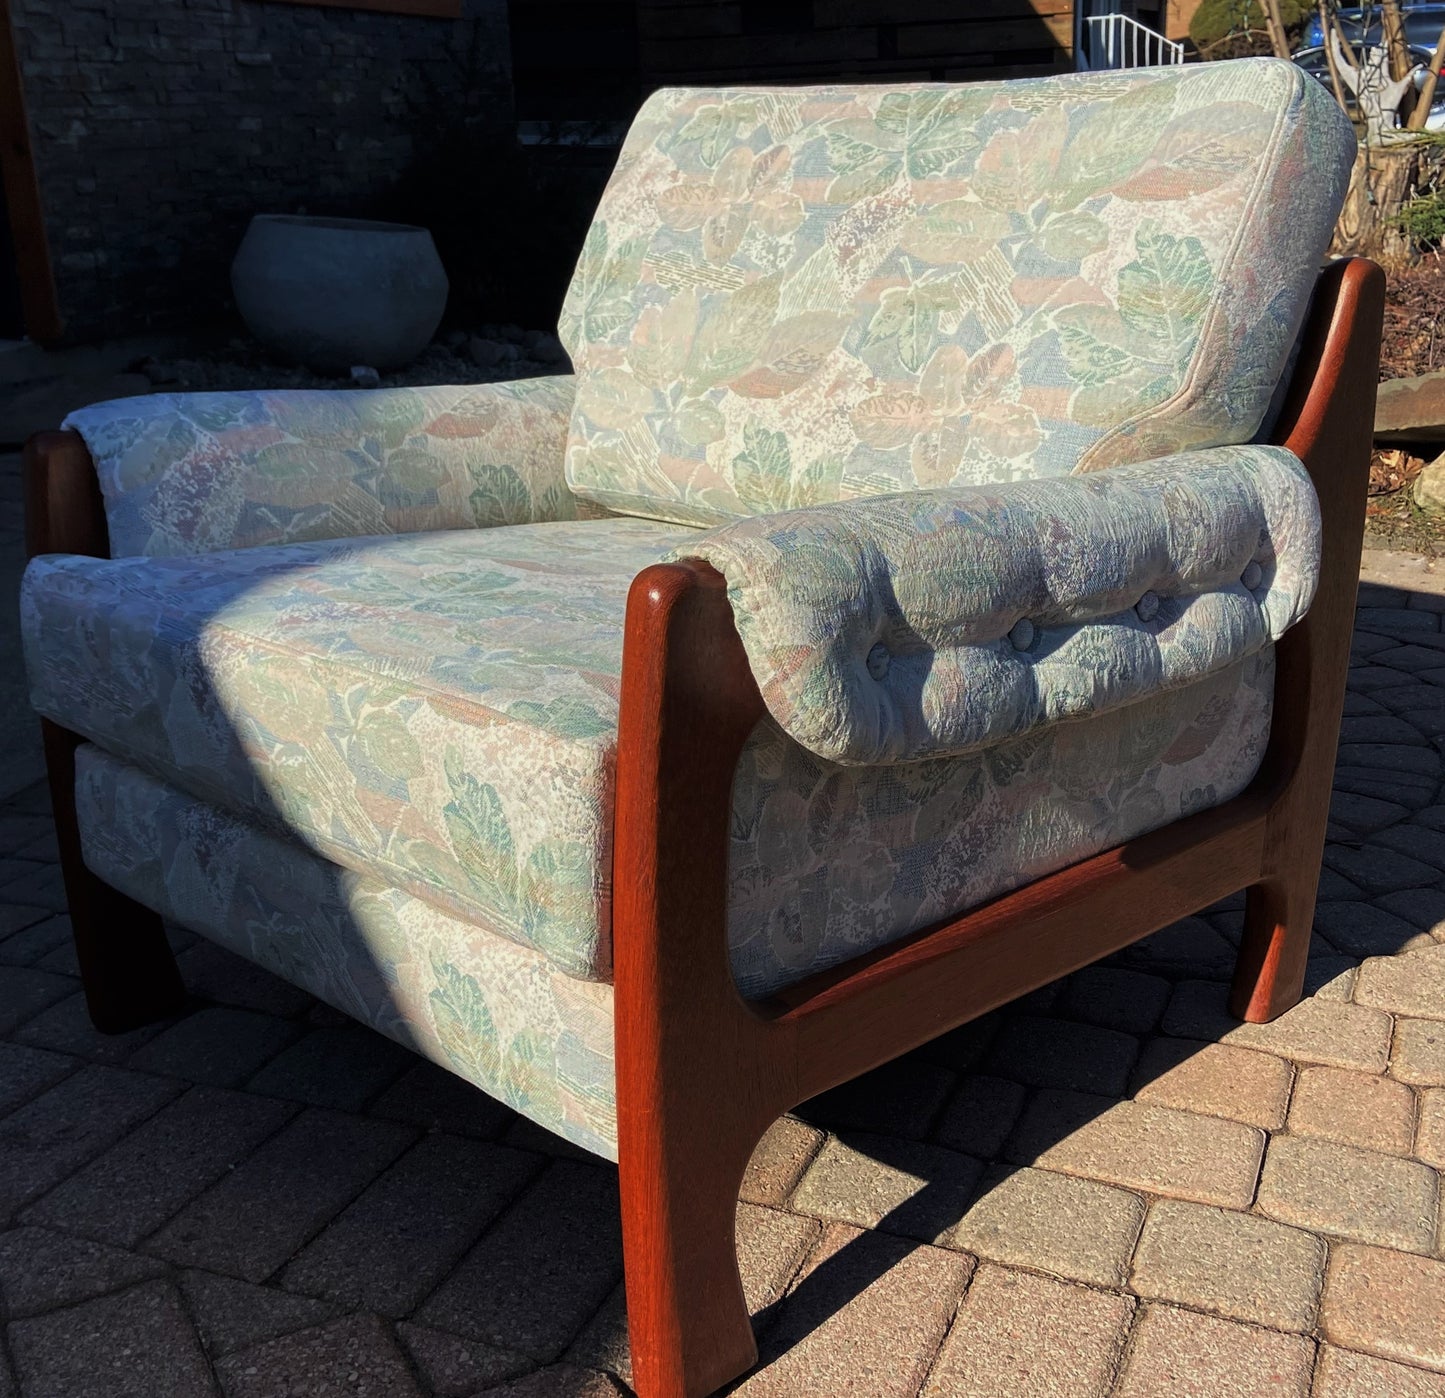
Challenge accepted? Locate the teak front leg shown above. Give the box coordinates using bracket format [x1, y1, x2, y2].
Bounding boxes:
[25, 430, 187, 1034]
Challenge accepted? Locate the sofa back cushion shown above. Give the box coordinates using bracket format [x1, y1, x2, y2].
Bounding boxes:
[560, 60, 1354, 527]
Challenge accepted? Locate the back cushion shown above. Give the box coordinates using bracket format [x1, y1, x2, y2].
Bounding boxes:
[560, 60, 1354, 527]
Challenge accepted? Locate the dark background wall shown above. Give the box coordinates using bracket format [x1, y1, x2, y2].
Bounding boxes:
[10, 0, 514, 342]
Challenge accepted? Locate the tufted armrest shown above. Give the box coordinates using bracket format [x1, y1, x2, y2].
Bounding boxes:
[62, 376, 579, 558]
[675, 445, 1320, 766]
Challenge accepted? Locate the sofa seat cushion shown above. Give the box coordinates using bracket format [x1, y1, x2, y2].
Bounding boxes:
[23, 518, 696, 981]
[74, 745, 620, 1159]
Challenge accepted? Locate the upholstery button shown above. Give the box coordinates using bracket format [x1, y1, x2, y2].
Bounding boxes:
[1135, 590, 1160, 623]
[1008, 618, 1035, 651]
[1242, 561, 1263, 591]
[865, 642, 891, 680]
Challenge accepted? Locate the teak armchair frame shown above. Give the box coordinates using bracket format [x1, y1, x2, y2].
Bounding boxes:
[26, 257, 1384, 1398]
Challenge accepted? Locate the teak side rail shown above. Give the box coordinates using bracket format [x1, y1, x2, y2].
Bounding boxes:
[25, 259, 1384, 1398]
[612, 257, 1384, 1397]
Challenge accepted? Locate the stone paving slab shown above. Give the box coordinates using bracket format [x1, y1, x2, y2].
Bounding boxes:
[0, 570, 1441, 1396]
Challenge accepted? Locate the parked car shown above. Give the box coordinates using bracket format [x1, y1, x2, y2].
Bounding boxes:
[1299, 3, 1445, 53]
[1294, 39, 1445, 129]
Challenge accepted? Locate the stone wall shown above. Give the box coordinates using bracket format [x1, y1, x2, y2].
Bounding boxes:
[11, 0, 514, 342]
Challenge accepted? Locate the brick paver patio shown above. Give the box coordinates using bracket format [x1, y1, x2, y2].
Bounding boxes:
[0, 472, 1442, 1393]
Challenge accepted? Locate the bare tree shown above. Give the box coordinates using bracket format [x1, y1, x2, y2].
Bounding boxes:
[1407, 20, 1445, 130]
[1259, 0, 1293, 59]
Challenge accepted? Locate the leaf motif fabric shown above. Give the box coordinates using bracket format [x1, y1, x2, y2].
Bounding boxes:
[677, 445, 1317, 765]
[23, 518, 696, 980]
[727, 647, 1274, 996]
[64, 377, 580, 559]
[560, 60, 1354, 525]
[74, 746, 619, 1159]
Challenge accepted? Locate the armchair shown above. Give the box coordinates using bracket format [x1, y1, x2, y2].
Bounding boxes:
[22, 61, 1380, 1398]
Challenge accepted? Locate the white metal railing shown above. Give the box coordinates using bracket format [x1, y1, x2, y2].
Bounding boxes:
[1081, 13, 1185, 69]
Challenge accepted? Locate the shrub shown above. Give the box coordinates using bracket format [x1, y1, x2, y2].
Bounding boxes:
[1189, 0, 1313, 53]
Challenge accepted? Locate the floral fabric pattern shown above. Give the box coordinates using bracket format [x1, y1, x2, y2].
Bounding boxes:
[65, 377, 580, 559]
[728, 647, 1274, 995]
[24, 518, 695, 981]
[560, 60, 1353, 526]
[678, 445, 1318, 764]
[75, 746, 620, 1158]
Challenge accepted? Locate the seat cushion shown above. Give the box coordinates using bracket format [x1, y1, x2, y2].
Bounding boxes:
[25, 516, 1275, 997]
[74, 745, 619, 1159]
[561, 61, 1353, 526]
[23, 518, 695, 980]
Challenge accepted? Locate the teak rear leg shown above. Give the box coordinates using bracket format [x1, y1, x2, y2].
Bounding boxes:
[42, 716, 186, 1036]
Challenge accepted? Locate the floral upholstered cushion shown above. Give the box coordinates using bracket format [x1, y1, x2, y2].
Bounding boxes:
[728, 647, 1273, 994]
[63, 377, 580, 558]
[678, 444, 1317, 764]
[74, 746, 620, 1159]
[561, 60, 1353, 525]
[23, 518, 696, 979]
[25, 504, 1277, 996]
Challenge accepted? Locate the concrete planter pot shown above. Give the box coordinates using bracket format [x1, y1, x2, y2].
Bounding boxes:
[231, 214, 449, 373]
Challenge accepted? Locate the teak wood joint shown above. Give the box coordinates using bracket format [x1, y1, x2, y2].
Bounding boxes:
[25, 258, 1384, 1398]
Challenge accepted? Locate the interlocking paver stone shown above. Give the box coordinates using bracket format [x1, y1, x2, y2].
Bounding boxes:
[931, 1073, 1027, 1159]
[396, 1322, 532, 1398]
[0, 1064, 179, 1214]
[983, 1014, 1138, 1095]
[1378, 887, 1445, 937]
[244, 1024, 415, 1111]
[0, 914, 70, 967]
[798, 1056, 955, 1140]
[214, 1313, 423, 1398]
[1116, 915, 1237, 976]
[1129, 1199, 1325, 1331]
[127, 1006, 302, 1087]
[1060, 966, 1171, 1034]
[1417, 1088, 1445, 1166]
[1357, 945, 1445, 1020]
[9, 991, 173, 1063]
[0, 863, 68, 912]
[1163, 979, 1392, 1072]
[1326, 843, 1441, 895]
[8, 1278, 216, 1398]
[742, 1224, 971, 1397]
[22, 1085, 297, 1246]
[1321, 1244, 1445, 1372]
[1007, 1090, 1265, 1208]
[367, 1060, 515, 1140]
[1288, 1066, 1417, 1155]
[790, 1133, 982, 1243]
[174, 939, 313, 1018]
[947, 1165, 1144, 1287]
[922, 1264, 1132, 1398]
[1132, 1037, 1293, 1129]
[1313, 1347, 1445, 1397]
[147, 1107, 415, 1282]
[0, 1225, 165, 1316]
[179, 1269, 340, 1360]
[736, 1201, 821, 1314]
[739, 1116, 824, 1206]
[1392, 1018, 1445, 1086]
[1114, 1304, 1313, 1398]
[562, 1285, 634, 1387]
[415, 1159, 622, 1361]
[481, 1367, 626, 1397]
[280, 1133, 540, 1315]
[1257, 1136, 1438, 1253]
[0, 1041, 73, 1117]
[0, 964, 74, 1034]
[1316, 901, 1435, 957]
